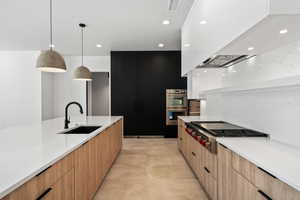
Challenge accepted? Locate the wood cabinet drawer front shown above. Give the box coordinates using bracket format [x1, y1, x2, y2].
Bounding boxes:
[202, 146, 217, 179]
[43, 169, 75, 200]
[37, 152, 74, 194]
[232, 152, 256, 183]
[217, 143, 233, 200]
[3, 153, 74, 200]
[217, 144, 231, 164]
[255, 167, 300, 200]
[202, 167, 217, 200]
[232, 169, 257, 200]
[190, 138, 201, 173]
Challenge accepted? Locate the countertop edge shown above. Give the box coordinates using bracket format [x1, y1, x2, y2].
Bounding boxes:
[0, 116, 123, 199]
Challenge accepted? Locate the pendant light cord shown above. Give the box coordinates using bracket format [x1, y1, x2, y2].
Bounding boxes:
[81, 26, 84, 66]
[50, 0, 53, 50]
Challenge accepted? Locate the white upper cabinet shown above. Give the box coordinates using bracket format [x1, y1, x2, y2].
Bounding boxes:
[182, 0, 300, 75]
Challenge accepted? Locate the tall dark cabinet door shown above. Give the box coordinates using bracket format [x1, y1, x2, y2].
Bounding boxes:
[111, 52, 138, 135]
[111, 51, 186, 137]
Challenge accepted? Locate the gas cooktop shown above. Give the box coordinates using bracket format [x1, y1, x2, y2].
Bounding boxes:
[190, 121, 268, 137]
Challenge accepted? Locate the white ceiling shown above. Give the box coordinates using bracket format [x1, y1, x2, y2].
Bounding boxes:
[0, 0, 194, 56]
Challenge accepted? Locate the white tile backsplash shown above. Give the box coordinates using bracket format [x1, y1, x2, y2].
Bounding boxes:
[193, 40, 300, 148]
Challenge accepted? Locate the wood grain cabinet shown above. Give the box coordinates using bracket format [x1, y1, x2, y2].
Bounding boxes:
[231, 169, 257, 200]
[177, 119, 184, 151]
[217, 143, 300, 200]
[2, 119, 123, 200]
[3, 152, 74, 200]
[217, 144, 232, 200]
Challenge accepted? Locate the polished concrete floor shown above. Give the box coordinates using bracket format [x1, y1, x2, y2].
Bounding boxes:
[94, 138, 209, 200]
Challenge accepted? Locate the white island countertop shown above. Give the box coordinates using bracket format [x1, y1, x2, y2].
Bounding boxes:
[217, 137, 300, 192]
[0, 116, 122, 198]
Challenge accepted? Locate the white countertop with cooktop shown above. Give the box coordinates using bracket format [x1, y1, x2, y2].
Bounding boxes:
[0, 116, 122, 199]
[179, 115, 300, 192]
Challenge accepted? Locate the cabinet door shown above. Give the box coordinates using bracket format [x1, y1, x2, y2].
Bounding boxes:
[202, 167, 217, 200]
[217, 144, 232, 200]
[232, 170, 257, 200]
[202, 147, 217, 179]
[43, 169, 75, 200]
[88, 138, 98, 199]
[177, 119, 183, 150]
[74, 142, 90, 200]
[181, 0, 269, 75]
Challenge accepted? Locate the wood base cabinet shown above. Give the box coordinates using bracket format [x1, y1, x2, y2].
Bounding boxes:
[217, 143, 300, 200]
[74, 119, 123, 200]
[2, 119, 123, 200]
[180, 126, 217, 200]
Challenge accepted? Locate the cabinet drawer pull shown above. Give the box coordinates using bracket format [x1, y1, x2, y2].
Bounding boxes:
[257, 167, 277, 179]
[192, 152, 196, 156]
[258, 190, 272, 200]
[36, 188, 52, 200]
[204, 167, 210, 174]
[36, 165, 52, 177]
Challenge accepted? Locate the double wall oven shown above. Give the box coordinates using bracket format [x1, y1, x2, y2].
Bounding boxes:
[166, 89, 187, 125]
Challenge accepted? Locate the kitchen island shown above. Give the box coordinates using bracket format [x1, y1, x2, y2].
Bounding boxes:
[0, 116, 123, 200]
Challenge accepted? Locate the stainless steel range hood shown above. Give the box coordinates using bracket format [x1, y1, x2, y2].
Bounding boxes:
[197, 55, 255, 68]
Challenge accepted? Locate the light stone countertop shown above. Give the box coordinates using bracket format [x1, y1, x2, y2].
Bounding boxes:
[0, 116, 122, 198]
[179, 115, 300, 192]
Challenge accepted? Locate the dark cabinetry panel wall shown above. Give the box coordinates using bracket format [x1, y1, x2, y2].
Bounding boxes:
[111, 51, 186, 137]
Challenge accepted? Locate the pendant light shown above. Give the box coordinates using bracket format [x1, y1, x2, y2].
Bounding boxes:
[73, 23, 92, 81]
[36, 0, 66, 72]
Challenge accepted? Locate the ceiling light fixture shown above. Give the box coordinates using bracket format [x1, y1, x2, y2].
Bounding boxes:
[36, 0, 66, 73]
[280, 29, 288, 34]
[200, 20, 207, 25]
[184, 43, 191, 47]
[96, 44, 102, 48]
[74, 23, 92, 81]
[248, 47, 254, 51]
[162, 20, 170, 25]
[158, 43, 164, 48]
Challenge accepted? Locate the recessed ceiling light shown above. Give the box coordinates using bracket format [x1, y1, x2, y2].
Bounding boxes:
[49, 44, 55, 48]
[158, 43, 164, 48]
[96, 44, 102, 48]
[280, 29, 288, 34]
[204, 70, 207, 73]
[200, 20, 207, 25]
[248, 47, 254, 51]
[184, 43, 191, 47]
[162, 20, 170, 25]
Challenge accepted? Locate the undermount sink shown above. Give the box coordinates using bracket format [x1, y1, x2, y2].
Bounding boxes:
[62, 126, 102, 134]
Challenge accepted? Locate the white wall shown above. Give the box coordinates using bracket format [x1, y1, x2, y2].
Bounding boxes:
[187, 68, 224, 99]
[48, 56, 110, 119]
[0, 51, 41, 130]
[42, 72, 54, 120]
[195, 40, 300, 148]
